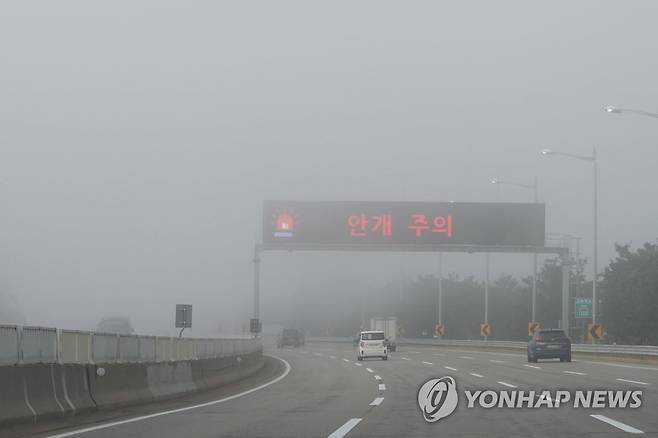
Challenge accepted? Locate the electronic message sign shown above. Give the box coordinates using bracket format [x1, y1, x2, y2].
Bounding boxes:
[262, 201, 544, 248]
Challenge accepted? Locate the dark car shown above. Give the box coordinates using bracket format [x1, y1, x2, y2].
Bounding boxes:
[527, 329, 571, 362]
[277, 329, 305, 348]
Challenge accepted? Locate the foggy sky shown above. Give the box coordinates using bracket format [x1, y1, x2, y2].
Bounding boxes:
[2, 1, 657, 335]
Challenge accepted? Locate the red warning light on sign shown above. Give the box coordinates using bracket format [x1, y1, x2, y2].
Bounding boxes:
[274, 212, 295, 237]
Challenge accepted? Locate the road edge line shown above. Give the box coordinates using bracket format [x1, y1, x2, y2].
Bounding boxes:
[46, 354, 292, 438]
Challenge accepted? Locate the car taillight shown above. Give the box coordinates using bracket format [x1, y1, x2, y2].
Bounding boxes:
[360, 341, 365, 348]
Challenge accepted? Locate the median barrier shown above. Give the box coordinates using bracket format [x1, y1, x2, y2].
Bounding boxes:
[0, 325, 264, 428]
[87, 363, 152, 409]
[23, 364, 68, 422]
[147, 361, 197, 399]
[306, 336, 658, 362]
[60, 364, 96, 415]
[0, 366, 35, 426]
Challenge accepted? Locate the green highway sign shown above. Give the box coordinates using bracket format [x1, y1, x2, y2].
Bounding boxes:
[574, 297, 592, 319]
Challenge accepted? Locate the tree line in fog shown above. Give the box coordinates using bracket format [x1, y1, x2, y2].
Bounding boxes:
[288, 240, 658, 345]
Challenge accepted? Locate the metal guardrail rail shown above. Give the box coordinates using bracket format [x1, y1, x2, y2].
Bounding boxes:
[306, 336, 658, 357]
[0, 324, 261, 365]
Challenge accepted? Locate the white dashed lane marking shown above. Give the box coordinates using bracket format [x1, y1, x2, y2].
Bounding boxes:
[498, 381, 517, 388]
[590, 414, 644, 434]
[369, 397, 384, 406]
[470, 373, 484, 378]
[616, 378, 649, 386]
[342, 358, 350, 362]
[374, 375, 382, 380]
[444, 366, 457, 371]
[329, 355, 336, 359]
[378, 384, 386, 391]
[422, 361, 433, 365]
[489, 360, 505, 364]
[328, 418, 362, 438]
[523, 364, 541, 369]
[365, 368, 374, 373]
[563, 371, 586, 376]
[459, 356, 474, 360]
[401, 357, 411, 361]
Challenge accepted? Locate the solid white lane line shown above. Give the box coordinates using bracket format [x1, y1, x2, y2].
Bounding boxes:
[459, 356, 474, 360]
[524, 364, 541, 369]
[470, 373, 484, 378]
[444, 366, 457, 371]
[489, 359, 504, 363]
[342, 358, 350, 362]
[401, 357, 411, 361]
[374, 375, 382, 380]
[590, 414, 644, 434]
[497, 381, 517, 388]
[366, 368, 374, 373]
[46, 355, 292, 438]
[422, 361, 433, 365]
[354, 363, 363, 367]
[563, 371, 586, 376]
[369, 397, 384, 406]
[328, 418, 362, 438]
[616, 378, 649, 386]
[378, 384, 386, 391]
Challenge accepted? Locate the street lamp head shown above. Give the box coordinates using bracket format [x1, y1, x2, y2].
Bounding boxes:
[540, 148, 554, 156]
[604, 105, 621, 113]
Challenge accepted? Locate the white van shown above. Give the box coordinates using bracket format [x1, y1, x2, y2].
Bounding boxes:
[357, 330, 388, 361]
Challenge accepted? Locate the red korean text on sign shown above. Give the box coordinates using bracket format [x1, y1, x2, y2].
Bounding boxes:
[408, 214, 430, 236]
[408, 214, 453, 238]
[370, 214, 392, 237]
[347, 213, 393, 238]
[347, 214, 368, 237]
[431, 215, 453, 237]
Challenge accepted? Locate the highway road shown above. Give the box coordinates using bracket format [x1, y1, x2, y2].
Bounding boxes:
[13, 342, 658, 437]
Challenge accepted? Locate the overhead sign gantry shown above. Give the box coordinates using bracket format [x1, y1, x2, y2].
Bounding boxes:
[253, 200, 571, 338]
[262, 200, 545, 248]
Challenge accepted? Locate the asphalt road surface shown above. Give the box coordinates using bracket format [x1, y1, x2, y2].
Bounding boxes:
[14, 342, 658, 437]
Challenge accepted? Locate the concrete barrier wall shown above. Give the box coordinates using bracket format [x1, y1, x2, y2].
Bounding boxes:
[0, 346, 264, 427]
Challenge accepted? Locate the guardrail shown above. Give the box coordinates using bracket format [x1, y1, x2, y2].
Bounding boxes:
[306, 336, 658, 357]
[0, 324, 261, 365]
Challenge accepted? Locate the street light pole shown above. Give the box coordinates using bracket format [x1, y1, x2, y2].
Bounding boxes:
[593, 146, 598, 325]
[484, 253, 490, 341]
[532, 176, 538, 324]
[490, 176, 539, 323]
[438, 252, 443, 338]
[540, 148, 598, 331]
